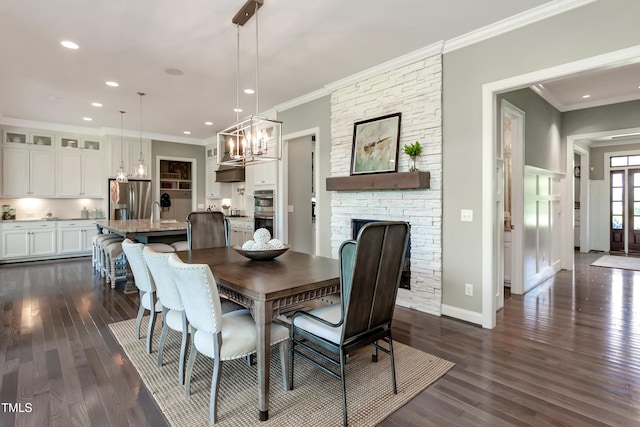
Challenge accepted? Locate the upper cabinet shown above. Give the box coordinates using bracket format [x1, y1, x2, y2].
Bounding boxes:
[2, 147, 55, 197]
[56, 150, 103, 198]
[1, 126, 104, 198]
[252, 162, 277, 187]
[205, 144, 231, 199]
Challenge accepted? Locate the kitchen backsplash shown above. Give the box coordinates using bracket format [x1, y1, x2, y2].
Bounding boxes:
[0, 198, 107, 220]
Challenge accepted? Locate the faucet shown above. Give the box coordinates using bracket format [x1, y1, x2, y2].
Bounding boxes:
[151, 201, 161, 222]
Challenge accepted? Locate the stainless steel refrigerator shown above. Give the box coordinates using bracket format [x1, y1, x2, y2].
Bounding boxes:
[108, 179, 152, 220]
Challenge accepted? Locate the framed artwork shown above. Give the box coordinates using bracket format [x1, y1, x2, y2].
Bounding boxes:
[350, 112, 401, 175]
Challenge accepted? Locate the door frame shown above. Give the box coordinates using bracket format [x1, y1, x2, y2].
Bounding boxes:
[499, 100, 525, 297]
[481, 45, 640, 329]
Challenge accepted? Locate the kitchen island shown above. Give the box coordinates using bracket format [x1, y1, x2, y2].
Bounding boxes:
[94, 219, 187, 244]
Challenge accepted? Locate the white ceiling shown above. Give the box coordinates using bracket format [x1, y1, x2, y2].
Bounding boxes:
[0, 0, 559, 142]
[532, 61, 640, 112]
[6, 0, 636, 145]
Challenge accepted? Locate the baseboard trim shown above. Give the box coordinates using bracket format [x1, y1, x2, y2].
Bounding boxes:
[441, 304, 483, 325]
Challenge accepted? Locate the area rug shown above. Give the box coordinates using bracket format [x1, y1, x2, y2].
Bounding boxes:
[591, 255, 640, 271]
[108, 317, 454, 427]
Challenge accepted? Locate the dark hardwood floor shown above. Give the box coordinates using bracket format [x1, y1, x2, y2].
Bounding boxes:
[1, 251, 639, 426]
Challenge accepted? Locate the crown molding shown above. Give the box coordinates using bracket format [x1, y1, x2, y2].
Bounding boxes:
[0, 117, 206, 145]
[0, 117, 104, 136]
[530, 84, 566, 111]
[443, 0, 598, 53]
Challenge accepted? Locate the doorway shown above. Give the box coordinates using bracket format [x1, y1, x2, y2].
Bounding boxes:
[482, 47, 640, 329]
[286, 135, 315, 254]
[155, 156, 197, 221]
[609, 160, 640, 254]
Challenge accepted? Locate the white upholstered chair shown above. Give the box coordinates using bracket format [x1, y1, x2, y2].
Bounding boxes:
[143, 247, 244, 386]
[167, 253, 290, 424]
[121, 239, 163, 354]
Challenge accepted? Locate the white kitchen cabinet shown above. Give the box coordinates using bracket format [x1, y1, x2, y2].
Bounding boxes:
[2, 147, 55, 197]
[56, 151, 103, 197]
[252, 162, 277, 187]
[228, 218, 253, 247]
[58, 220, 95, 254]
[1, 221, 56, 259]
[206, 158, 232, 199]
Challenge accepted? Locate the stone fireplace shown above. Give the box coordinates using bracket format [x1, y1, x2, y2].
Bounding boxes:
[329, 54, 442, 315]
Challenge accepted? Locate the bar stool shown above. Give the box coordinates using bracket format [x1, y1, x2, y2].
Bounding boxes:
[103, 241, 127, 288]
[170, 241, 189, 251]
[92, 234, 121, 272]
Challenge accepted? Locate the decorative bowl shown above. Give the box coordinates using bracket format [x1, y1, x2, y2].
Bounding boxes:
[233, 245, 290, 261]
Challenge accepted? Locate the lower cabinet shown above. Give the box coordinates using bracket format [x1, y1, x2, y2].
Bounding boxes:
[1, 221, 57, 259]
[57, 220, 96, 254]
[1, 220, 96, 261]
[229, 219, 254, 247]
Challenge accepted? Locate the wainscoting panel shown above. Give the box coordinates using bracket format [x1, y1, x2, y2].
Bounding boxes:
[523, 167, 563, 293]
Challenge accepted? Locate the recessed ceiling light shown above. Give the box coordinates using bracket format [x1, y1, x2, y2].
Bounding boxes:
[61, 40, 79, 49]
[82, 117, 93, 121]
[105, 81, 119, 87]
[165, 68, 184, 76]
[233, 108, 243, 113]
[184, 131, 191, 135]
[582, 94, 591, 99]
[204, 121, 213, 126]
[244, 88, 255, 94]
[91, 102, 102, 107]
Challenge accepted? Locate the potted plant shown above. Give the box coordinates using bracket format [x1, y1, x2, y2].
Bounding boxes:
[403, 141, 422, 172]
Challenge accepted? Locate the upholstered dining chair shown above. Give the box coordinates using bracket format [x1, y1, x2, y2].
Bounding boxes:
[143, 246, 245, 386]
[186, 211, 229, 250]
[167, 253, 290, 424]
[289, 221, 410, 427]
[121, 239, 163, 354]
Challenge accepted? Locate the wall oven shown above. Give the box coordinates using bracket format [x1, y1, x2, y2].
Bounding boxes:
[254, 190, 274, 236]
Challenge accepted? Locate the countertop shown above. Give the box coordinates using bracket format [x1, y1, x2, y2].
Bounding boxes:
[94, 219, 187, 233]
[1, 217, 104, 222]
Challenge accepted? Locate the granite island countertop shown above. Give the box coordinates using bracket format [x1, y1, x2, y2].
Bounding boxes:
[94, 219, 187, 234]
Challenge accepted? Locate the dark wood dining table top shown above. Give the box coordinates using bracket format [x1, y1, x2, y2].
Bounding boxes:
[175, 247, 340, 302]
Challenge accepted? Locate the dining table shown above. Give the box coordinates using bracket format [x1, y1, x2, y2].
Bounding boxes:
[176, 247, 340, 421]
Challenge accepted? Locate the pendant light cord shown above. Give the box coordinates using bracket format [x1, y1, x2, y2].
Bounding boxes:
[255, 1, 259, 116]
[138, 92, 145, 155]
[236, 24, 240, 123]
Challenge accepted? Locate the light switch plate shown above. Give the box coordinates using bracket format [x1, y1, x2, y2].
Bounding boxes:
[461, 209, 473, 222]
[288, 205, 294, 212]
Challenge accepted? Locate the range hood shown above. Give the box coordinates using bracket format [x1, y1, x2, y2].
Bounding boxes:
[215, 165, 245, 182]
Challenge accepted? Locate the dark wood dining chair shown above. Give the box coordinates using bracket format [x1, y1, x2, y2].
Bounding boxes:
[186, 211, 229, 250]
[290, 221, 410, 426]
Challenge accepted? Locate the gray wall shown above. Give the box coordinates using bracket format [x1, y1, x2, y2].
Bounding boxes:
[563, 100, 640, 180]
[501, 88, 563, 172]
[442, 0, 640, 313]
[277, 95, 332, 257]
[590, 141, 640, 180]
[152, 140, 206, 209]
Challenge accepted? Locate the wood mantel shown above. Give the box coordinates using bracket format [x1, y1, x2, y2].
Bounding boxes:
[325, 171, 430, 191]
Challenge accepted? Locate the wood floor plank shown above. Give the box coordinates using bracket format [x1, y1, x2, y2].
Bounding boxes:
[3, 252, 640, 425]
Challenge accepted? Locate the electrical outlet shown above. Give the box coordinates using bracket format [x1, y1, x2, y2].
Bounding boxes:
[461, 209, 473, 222]
[465, 283, 473, 296]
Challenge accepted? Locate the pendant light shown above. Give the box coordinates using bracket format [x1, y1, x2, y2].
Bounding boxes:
[217, 0, 281, 167]
[115, 110, 128, 183]
[133, 92, 148, 178]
